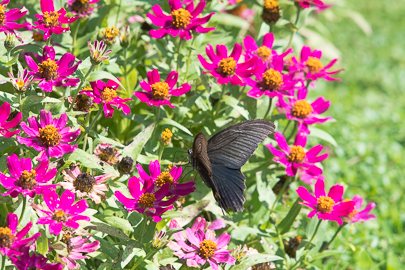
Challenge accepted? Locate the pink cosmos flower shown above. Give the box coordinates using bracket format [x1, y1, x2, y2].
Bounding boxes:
[0, 101, 21, 138]
[115, 160, 195, 222]
[0, 154, 57, 198]
[61, 235, 100, 269]
[296, 177, 355, 225]
[0, 0, 30, 35]
[168, 217, 235, 270]
[80, 79, 131, 118]
[60, 165, 110, 204]
[67, 0, 100, 17]
[294, 0, 330, 12]
[135, 69, 191, 108]
[289, 46, 340, 82]
[276, 87, 332, 134]
[25, 46, 81, 92]
[147, 0, 215, 40]
[34, 0, 77, 40]
[344, 195, 376, 223]
[34, 189, 90, 235]
[17, 110, 80, 162]
[266, 132, 328, 177]
[11, 249, 63, 270]
[198, 43, 256, 85]
[0, 213, 41, 257]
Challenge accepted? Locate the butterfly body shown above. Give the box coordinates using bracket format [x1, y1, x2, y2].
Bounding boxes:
[189, 120, 275, 212]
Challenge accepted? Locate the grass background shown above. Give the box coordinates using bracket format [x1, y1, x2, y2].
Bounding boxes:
[314, 1, 405, 269]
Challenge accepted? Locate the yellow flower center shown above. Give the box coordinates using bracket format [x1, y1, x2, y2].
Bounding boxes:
[0, 227, 14, 248]
[261, 68, 283, 90]
[43, 11, 60, 27]
[263, 0, 279, 10]
[38, 59, 59, 80]
[16, 79, 25, 90]
[18, 169, 37, 190]
[0, 5, 6, 25]
[347, 209, 358, 220]
[138, 193, 156, 208]
[171, 8, 192, 29]
[151, 82, 170, 100]
[199, 239, 217, 259]
[39, 124, 61, 146]
[102, 26, 120, 43]
[288, 146, 306, 163]
[100, 87, 117, 102]
[161, 128, 173, 145]
[71, 0, 90, 13]
[316, 196, 335, 213]
[256, 46, 272, 61]
[155, 171, 174, 187]
[53, 210, 67, 222]
[305, 57, 323, 73]
[218, 57, 237, 76]
[73, 173, 96, 193]
[291, 100, 313, 118]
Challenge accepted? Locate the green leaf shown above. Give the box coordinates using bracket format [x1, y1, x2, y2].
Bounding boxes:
[68, 149, 102, 170]
[88, 222, 132, 242]
[104, 216, 133, 232]
[41, 97, 62, 103]
[160, 118, 193, 136]
[36, 231, 49, 256]
[277, 198, 302, 234]
[232, 253, 283, 270]
[308, 127, 338, 147]
[88, 70, 125, 90]
[222, 95, 250, 120]
[122, 123, 155, 161]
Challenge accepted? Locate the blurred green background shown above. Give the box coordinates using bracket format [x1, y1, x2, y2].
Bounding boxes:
[315, 1, 405, 269]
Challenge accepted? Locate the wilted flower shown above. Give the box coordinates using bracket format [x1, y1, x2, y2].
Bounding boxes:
[135, 69, 191, 108]
[262, 0, 280, 25]
[0, 101, 21, 138]
[34, 189, 90, 235]
[25, 45, 81, 92]
[67, 0, 100, 17]
[60, 234, 100, 269]
[161, 128, 173, 145]
[8, 69, 33, 92]
[296, 177, 355, 225]
[33, 0, 77, 40]
[60, 165, 110, 204]
[17, 110, 80, 161]
[147, 0, 215, 40]
[344, 195, 376, 223]
[266, 132, 328, 177]
[100, 26, 119, 45]
[80, 79, 131, 118]
[284, 235, 302, 258]
[88, 40, 112, 65]
[168, 217, 235, 269]
[117, 156, 134, 175]
[10, 249, 64, 270]
[94, 143, 120, 165]
[73, 92, 93, 112]
[152, 230, 168, 249]
[0, 0, 30, 35]
[294, 0, 330, 12]
[0, 154, 57, 198]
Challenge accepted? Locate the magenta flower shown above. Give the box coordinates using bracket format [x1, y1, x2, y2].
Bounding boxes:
[294, 0, 330, 12]
[61, 235, 100, 269]
[8, 69, 33, 92]
[0, 154, 57, 198]
[115, 160, 195, 222]
[11, 249, 63, 270]
[289, 46, 340, 82]
[266, 132, 328, 177]
[296, 177, 355, 225]
[168, 217, 235, 270]
[0, 102, 21, 138]
[34, 0, 77, 40]
[80, 79, 131, 118]
[198, 43, 256, 85]
[0, 0, 30, 35]
[34, 189, 90, 235]
[0, 213, 40, 257]
[67, 0, 100, 17]
[17, 110, 80, 161]
[135, 69, 191, 108]
[344, 195, 376, 223]
[25, 46, 81, 92]
[147, 0, 215, 40]
[276, 87, 332, 134]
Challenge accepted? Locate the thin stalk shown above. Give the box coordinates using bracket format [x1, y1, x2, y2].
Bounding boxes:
[176, 39, 184, 73]
[263, 98, 273, 119]
[269, 176, 291, 214]
[72, 20, 81, 53]
[19, 197, 26, 222]
[285, 8, 301, 50]
[115, 0, 122, 25]
[213, 84, 226, 116]
[82, 110, 102, 151]
[282, 120, 292, 135]
[185, 38, 196, 78]
[319, 224, 345, 252]
[1, 255, 5, 270]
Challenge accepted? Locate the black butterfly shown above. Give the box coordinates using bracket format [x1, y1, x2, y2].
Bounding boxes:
[189, 119, 275, 212]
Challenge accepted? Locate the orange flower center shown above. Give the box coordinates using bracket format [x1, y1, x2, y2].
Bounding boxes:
[0, 5, 6, 25]
[288, 146, 306, 163]
[39, 124, 61, 146]
[263, 0, 279, 10]
[38, 59, 59, 80]
[155, 171, 174, 187]
[151, 82, 169, 100]
[100, 87, 117, 102]
[261, 68, 283, 90]
[199, 239, 217, 259]
[43, 11, 60, 27]
[256, 46, 272, 61]
[73, 173, 96, 193]
[0, 227, 14, 248]
[138, 193, 156, 208]
[161, 128, 173, 145]
[306, 57, 323, 73]
[16, 79, 25, 90]
[18, 169, 37, 190]
[218, 57, 237, 76]
[53, 210, 67, 222]
[102, 26, 120, 43]
[347, 209, 358, 220]
[291, 100, 313, 118]
[316, 196, 335, 213]
[171, 8, 192, 29]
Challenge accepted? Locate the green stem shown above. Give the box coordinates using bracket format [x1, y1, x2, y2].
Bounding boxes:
[130, 249, 157, 270]
[282, 120, 291, 135]
[185, 38, 196, 78]
[263, 98, 273, 119]
[19, 197, 26, 222]
[1, 255, 5, 270]
[72, 20, 81, 53]
[285, 8, 301, 50]
[286, 122, 298, 143]
[213, 84, 226, 116]
[115, 0, 122, 25]
[176, 39, 184, 73]
[269, 176, 291, 214]
[319, 224, 345, 252]
[124, 48, 130, 92]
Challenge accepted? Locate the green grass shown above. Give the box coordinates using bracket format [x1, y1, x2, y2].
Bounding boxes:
[315, 1, 405, 269]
